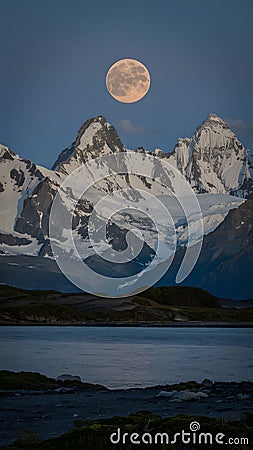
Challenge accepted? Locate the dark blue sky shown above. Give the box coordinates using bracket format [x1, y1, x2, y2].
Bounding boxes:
[1, 0, 253, 167]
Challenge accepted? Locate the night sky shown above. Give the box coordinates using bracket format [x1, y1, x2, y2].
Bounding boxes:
[1, 0, 253, 167]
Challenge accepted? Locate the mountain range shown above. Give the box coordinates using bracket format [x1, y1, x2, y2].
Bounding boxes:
[0, 113, 252, 299]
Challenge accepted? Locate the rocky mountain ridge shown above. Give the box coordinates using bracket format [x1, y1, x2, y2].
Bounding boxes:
[51, 114, 253, 198]
[159, 193, 253, 299]
[0, 114, 252, 294]
[166, 113, 252, 196]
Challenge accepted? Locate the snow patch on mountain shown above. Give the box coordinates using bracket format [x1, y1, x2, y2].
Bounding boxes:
[175, 193, 244, 245]
[167, 114, 252, 197]
[0, 114, 251, 261]
[0, 145, 45, 233]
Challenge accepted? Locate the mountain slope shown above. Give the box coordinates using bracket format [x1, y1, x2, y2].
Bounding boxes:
[1, 114, 247, 258]
[159, 194, 253, 299]
[167, 114, 252, 197]
[52, 116, 126, 174]
[191, 193, 253, 298]
[0, 114, 252, 298]
[0, 144, 65, 254]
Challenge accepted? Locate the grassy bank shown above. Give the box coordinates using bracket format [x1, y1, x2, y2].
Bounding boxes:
[3, 411, 252, 450]
[1, 372, 253, 449]
[0, 300, 253, 325]
[0, 284, 252, 325]
[0, 370, 106, 391]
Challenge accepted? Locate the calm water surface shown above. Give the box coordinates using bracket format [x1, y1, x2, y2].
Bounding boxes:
[0, 326, 252, 389]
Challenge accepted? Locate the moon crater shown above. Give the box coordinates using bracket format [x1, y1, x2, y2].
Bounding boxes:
[106, 59, 151, 103]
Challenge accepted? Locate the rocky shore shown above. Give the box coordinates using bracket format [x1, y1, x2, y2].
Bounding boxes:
[0, 372, 253, 448]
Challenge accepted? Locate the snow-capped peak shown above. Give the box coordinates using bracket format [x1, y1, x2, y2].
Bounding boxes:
[207, 113, 226, 123]
[195, 113, 230, 137]
[167, 113, 252, 197]
[52, 116, 126, 174]
[154, 148, 163, 157]
[1, 113, 252, 262]
[0, 144, 17, 160]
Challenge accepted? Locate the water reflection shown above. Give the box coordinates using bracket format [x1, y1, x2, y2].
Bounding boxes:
[0, 326, 252, 389]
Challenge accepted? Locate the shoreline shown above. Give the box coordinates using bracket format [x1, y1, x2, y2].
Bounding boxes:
[1, 374, 253, 447]
[0, 321, 253, 327]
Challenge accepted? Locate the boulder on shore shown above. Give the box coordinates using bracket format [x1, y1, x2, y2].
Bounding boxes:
[56, 374, 81, 382]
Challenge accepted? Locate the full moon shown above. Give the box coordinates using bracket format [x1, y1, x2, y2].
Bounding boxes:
[106, 59, 151, 103]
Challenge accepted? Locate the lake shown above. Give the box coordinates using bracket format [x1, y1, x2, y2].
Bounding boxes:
[0, 326, 252, 389]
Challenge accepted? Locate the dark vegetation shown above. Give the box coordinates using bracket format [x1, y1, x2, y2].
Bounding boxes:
[0, 284, 221, 306]
[0, 303, 82, 323]
[1, 301, 253, 324]
[1, 372, 253, 449]
[0, 285, 60, 299]
[144, 286, 221, 308]
[0, 370, 203, 392]
[3, 411, 252, 450]
[0, 284, 252, 324]
[0, 370, 106, 391]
